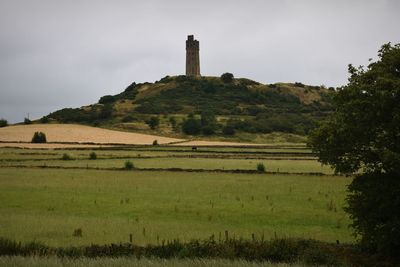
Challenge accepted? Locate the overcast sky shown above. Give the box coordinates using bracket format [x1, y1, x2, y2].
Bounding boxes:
[1, 0, 399, 123]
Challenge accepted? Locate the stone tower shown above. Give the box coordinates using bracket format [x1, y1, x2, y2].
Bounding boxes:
[186, 35, 200, 76]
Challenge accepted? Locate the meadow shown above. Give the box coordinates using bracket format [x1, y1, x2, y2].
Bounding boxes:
[0, 145, 352, 248]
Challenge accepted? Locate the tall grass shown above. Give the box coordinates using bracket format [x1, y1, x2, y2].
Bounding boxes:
[0, 168, 352, 246]
[0, 256, 319, 267]
[0, 237, 342, 266]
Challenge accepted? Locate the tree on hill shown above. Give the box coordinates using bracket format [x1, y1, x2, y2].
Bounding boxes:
[98, 95, 115, 104]
[146, 116, 160, 130]
[182, 114, 201, 135]
[200, 110, 217, 135]
[221, 72, 234, 83]
[99, 104, 113, 119]
[0, 119, 7, 127]
[309, 43, 400, 256]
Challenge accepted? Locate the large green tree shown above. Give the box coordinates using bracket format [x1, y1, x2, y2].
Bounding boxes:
[309, 43, 400, 256]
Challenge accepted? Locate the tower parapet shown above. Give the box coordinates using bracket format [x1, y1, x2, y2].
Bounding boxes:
[186, 35, 200, 76]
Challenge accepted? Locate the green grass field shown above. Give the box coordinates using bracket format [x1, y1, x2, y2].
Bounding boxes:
[1, 158, 332, 174]
[0, 166, 352, 247]
[0, 147, 330, 174]
[0, 144, 354, 264]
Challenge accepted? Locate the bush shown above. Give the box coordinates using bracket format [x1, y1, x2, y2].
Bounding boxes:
[47, 108, 97, 123]
[222, 125, 235, 135]
[182, 116, 201, 135]
[200, 110, 217, 135]
[62, 153, 73, 160]
[257, 163, 266, 172]
[146, 116, 159, 130]
[124, 160, 134, 170]
[221, 72, 234, 83]
[0, 119, 8, 127]
[99, 104, 113, 119]
[89, 152, 97, 160]
[0, 237, 346, 266]
[121, 114, 136, 122]
[31, 132, 47, 143]
[201, 125, 215, 135]
[158, 75, 172, 83]
[169, 116, 177, 128]
[98, 95, 115, 104]
[40, 116, 49, 123]
[152, 140, 158, 146]
[24, 118, 32, 124]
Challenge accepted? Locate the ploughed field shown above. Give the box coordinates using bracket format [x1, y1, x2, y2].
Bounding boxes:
[0, 145, 353, 247]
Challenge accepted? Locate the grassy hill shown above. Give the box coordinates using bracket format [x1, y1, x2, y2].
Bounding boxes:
[43, 75, 335, 142]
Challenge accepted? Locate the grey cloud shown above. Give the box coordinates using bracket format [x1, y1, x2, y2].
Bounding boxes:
[0, 0, 399, 122]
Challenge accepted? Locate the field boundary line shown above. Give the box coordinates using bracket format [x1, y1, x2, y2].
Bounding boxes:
[0, 165, 340, 176]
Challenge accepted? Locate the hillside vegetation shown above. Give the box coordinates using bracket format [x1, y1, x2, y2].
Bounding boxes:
[43, 75, 335, 138]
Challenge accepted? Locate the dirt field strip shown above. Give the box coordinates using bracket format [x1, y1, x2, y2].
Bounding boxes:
[0, 124, 183, 145]
[0, 142, 115, 149]
[0, 124, 281, 147]
[175, 140, 266, 146]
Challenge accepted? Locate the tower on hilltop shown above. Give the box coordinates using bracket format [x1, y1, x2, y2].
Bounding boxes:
[186, 35, 200, 76]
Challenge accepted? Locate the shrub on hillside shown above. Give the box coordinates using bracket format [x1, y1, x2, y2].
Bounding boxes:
[157, 75, 172, 83]
[40, 116, 50, 123]
[118, 82, 138, 100]
[121, 114, 137, 122]
[99, 104, 113, 120]
[146, 116, 159, 130]
[201, 125, 215, 135]
[221, 72, 234, 83]
[200, 111, 217, 135]
[0, 119, 8, 127]
[169, 116, 177, 128]
[47, 107, 98, 123]
[222, 125, 235, 135]
[31, 132, 47, 143]
[182, 115, 201, 135]
[98, 95, 115, 104]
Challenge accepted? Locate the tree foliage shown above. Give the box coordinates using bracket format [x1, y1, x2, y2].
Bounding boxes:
[221, 72, 234, 83]
[308, 43, 400, 256]
[24, 118, 32, 124]
[182, 114, 201, 135]
[200, 110, 217, 135]
[146, 116, 160, 130]
[98, 95, 115, 104]
[31, 132, 47, 143]
[99, 104, 113, 119]
[0, 119, 7, 128]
